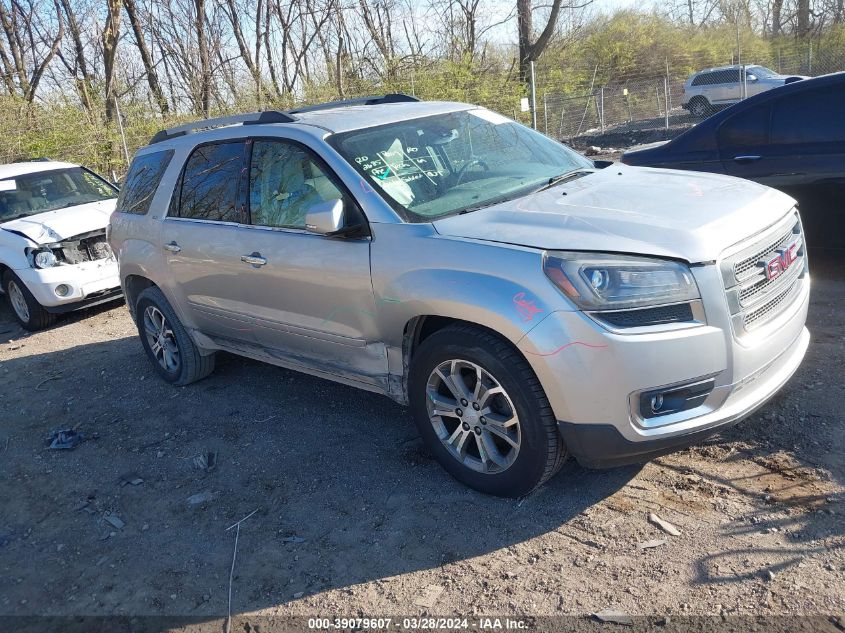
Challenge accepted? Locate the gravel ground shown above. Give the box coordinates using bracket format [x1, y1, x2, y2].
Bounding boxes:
[0, 252, 843, 631]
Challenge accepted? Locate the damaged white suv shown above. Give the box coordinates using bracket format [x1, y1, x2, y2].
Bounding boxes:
[0, 160, 121, 330]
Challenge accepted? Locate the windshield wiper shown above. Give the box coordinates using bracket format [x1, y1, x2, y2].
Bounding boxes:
[532, 170, 588, 194]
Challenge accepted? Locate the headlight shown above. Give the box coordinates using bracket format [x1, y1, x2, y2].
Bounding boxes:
[543, 251, 700, 311]
[28, 248, 58, 269]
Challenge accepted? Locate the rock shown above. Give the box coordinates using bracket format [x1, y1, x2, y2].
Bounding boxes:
[649, 513, 681, 536]
[766, 570, 776, 581]
[638, 539, 667, 550]
[103, 514, 125, 530]
[414, 584, 444, 608]
[592, 609, 633, 626]
[186, 491, 216, 506]
[584, 146, 602, 156]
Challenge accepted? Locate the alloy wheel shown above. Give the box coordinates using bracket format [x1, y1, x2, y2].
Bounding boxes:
[143, 305, 180, 373]
[8, 280, 30, 323]
[425, 359, 521, 474]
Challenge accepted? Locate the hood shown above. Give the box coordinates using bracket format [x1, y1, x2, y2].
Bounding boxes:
[0, 199, 115, 244]
[432, 166, 796, 263]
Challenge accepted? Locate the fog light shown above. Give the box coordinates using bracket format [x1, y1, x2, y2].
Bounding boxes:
[55, 284, 70, 297]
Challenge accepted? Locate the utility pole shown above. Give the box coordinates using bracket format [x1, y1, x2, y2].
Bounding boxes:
[529, 61, 538, 130]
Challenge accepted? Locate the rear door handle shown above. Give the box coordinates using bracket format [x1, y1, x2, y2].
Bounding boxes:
[163, 241, 181, 253]
[241, 252, 267, 267]
[734, 155, 761, 162]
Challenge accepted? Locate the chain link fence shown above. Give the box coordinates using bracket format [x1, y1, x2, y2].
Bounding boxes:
[535, 44, 845, 148]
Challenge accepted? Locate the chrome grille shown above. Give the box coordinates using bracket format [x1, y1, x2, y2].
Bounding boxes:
[720, 210, 807, 336]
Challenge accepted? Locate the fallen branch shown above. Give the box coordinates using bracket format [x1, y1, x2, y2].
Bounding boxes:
[225, 508, 259, 633]
[35, 372, 64, 391]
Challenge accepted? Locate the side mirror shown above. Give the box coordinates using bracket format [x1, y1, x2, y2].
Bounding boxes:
[747, 74, 757, 82]
[305, 199, 344, 235]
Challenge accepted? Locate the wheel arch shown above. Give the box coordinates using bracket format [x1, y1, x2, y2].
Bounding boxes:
[394, 314, 540, 404]
[122, 273, 157, 319]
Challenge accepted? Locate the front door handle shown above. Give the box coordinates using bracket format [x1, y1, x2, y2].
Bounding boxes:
[734, 155, 761, 162]
[241, 252, 267, 267]
[163, 241, 181, 253]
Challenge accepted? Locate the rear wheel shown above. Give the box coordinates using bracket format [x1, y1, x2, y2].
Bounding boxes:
[135, 286, 215, 385]
[689, 97, 711, 118]
[409, 324, 567, 497]
[2, 270, 56, 331]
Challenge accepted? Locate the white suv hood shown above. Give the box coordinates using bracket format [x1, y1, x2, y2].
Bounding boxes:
[432, 166, 796, 263]
[0, 199, 115, 245]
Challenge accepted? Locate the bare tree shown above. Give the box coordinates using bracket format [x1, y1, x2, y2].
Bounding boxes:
[0, 0, 65, 102]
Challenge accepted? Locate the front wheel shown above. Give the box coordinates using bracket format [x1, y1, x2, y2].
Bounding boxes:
[2, 270, 56, 331]
[409, 324, 567, 497]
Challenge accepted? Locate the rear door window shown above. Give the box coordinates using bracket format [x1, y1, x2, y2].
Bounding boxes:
[116, 150, 174, 215]
[177, 142, 246, 222]
[770, 86, 845, 145]
[718, 104, 771, 149]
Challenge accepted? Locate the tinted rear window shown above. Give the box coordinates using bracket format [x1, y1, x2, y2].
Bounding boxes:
[770, 86, 845, 145]
[116, 150, 174, 215]
[177, 142, 245, 222]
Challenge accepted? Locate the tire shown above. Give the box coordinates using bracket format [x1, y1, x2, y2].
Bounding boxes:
[134, 286, 215, 386]
[409, 324, 567, 497]
[2, 270, 57, 331]
[689, 97, 711, 118]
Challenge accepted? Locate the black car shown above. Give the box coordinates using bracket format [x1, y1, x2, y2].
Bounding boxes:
[622, 72, 845, 249]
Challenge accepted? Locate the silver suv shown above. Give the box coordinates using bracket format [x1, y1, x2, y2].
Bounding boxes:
[109, 95, 810, 497]
[682, 65, 806, 117]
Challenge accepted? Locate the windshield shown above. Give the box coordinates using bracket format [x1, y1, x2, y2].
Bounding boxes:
[0, 167, 117, 223]
[329, 109, 593, 222]
[749, 66, 779, 78]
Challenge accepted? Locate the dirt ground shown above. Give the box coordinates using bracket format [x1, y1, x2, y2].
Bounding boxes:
[0, 251, 843, 631]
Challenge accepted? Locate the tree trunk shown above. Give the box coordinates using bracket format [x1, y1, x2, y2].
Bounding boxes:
[194, 0, 210, 116]
[771, 0, 783, 34]
[517, 0, 562, 81]
[124, 0, 169, 114]
[797, 0, 810, 36]
[102, 0, 122, 121]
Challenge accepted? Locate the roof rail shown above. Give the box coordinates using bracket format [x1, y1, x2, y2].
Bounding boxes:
[149, 110, 297, 145]
[290, 93, 420, 114]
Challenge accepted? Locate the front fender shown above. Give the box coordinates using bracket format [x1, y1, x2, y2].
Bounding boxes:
[0, 235, 32, 271]
[369, 223, 575, 378]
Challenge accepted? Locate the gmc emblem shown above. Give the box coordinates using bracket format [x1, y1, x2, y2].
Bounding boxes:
[761, 240, 800, 281]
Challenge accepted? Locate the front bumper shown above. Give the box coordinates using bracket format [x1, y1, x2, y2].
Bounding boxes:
[518, 265, 810, 467]
[558, 325, 809, 467]
[13, 258, 121, 309]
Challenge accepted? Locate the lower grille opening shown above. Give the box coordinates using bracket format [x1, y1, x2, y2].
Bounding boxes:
[595, 302, 694, 328]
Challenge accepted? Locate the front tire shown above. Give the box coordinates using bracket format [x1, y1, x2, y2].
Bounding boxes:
[135, 286, 215, 385]
[2, 270, 57, 331]
[409, 324, 567, 497]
